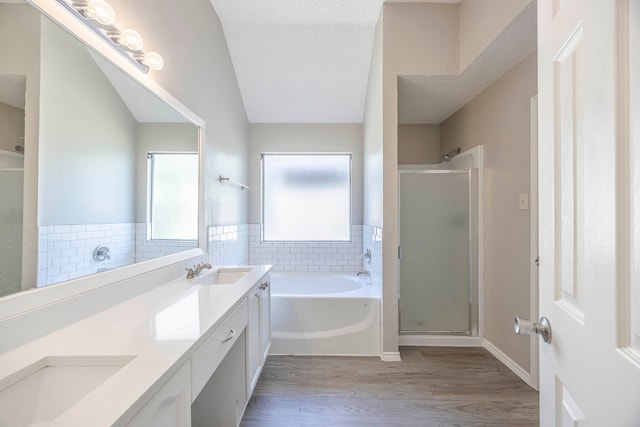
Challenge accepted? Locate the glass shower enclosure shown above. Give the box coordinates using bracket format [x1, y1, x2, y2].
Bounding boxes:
[399, 169, 478, 336]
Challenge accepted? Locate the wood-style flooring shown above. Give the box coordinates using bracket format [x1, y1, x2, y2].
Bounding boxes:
[241, 346, 539, 427]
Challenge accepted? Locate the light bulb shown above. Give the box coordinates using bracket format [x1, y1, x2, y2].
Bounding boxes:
[142, 51, 164, 71]
[112, 28, 143, 50]
[80, 0, 116, 25]
[120, 29, 143, 50]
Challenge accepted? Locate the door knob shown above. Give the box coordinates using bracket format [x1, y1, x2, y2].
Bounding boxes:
[514, 316, 552, 343]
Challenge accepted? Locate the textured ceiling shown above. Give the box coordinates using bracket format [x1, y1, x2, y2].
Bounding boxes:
[398, 1, 537, 124]
[208, 0, 384, 123]
[209, 0, 534, 124]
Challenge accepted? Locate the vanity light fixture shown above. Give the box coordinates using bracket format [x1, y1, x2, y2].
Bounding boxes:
[57, 0, 164, 73]
[135, 51, 165, 71]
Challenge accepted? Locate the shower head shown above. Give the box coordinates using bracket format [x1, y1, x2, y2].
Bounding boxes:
[441, 148, 461, 163]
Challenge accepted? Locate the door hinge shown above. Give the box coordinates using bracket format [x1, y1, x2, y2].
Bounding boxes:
[535, 257, 539, 267]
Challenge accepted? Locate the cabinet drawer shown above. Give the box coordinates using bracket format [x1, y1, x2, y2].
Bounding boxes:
[191, 299, 248, 400]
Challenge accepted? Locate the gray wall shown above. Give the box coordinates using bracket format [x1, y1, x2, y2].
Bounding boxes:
[39, 19, 137, 225]
[398, 124, 440, 165]
[440, 52, 537, 372]
[247, 123, 363, 225]
[363, 16, 384, 229]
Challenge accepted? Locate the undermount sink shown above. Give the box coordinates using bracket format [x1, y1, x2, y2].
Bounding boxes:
[0, 355, 135, 426]
[196, 268, 251, 285]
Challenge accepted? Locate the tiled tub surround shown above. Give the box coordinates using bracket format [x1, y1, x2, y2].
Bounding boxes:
[38, 223, 197, 287]
[207, 224, 249, 265]
[249, 224, 364, 272]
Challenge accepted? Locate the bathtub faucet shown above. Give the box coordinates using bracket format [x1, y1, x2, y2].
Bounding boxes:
[357, 270, 370, 277]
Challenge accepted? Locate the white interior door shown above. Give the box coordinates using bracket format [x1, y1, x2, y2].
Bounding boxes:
[538, 0, 640, 425]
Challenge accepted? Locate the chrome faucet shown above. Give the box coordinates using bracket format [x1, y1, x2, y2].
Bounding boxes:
[357, 270, 370, 276]
[186, 262, 212, 279]
[362, 248, 372, 264]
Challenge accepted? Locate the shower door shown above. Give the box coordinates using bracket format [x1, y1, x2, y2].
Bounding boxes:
[399, 170, 476, 335]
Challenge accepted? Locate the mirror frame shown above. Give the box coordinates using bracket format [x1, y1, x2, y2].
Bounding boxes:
[0, 0, 207, 318]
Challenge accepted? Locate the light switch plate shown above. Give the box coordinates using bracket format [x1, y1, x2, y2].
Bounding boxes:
[519, 193, 529, 210]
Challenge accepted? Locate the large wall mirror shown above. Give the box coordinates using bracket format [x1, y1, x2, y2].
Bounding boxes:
[0, 1, 202, 301]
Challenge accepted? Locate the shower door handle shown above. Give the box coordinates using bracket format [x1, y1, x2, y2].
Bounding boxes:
[514, 316, 552, 343]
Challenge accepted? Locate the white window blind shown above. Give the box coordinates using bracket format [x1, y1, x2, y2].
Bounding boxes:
[148, 152, 198, 240]
[262, 153, 351, 241]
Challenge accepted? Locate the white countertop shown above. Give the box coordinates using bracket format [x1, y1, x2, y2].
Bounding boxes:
[0, 265, 271, 426]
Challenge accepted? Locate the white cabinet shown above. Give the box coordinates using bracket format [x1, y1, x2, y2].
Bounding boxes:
[260, 278, 271, 361]
[191, 299, 248, 399]
[127, 362, 191, 427]
[246, 275, 271, 397]
[247, 282, 262, 394]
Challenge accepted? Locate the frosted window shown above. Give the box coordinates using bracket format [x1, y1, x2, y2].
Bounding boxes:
[149, 153, 198, 240]
[262, 154, 351, 241]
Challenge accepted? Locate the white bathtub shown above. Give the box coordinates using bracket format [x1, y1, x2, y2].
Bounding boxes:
[269, 272, 381, 356]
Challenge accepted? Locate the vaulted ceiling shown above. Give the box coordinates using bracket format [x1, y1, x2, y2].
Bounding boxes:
[208, 0, 535, 125]
[208, 0, 384, 123]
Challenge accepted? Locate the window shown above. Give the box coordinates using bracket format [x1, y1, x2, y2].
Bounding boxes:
[148, 152, 198, 240]
[262, 153, 351, 241]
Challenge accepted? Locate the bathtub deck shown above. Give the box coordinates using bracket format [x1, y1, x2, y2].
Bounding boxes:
[241, 346, 539, 426]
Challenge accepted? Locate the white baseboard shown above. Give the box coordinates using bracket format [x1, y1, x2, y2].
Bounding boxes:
[380, 351, 401, 362]
[399, 335, 484, 347]
[482, 339, 536, 388]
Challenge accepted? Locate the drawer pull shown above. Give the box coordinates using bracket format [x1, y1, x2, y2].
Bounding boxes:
[221, 329, 235, 343]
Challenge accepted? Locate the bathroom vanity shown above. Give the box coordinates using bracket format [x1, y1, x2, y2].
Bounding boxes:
[0, 264, 272, 426]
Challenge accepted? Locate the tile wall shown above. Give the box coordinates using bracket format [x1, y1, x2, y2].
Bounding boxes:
[135, 224, 198, 262]
[207, 224, 249, 265]
[38, 223, 198, 287]
[37, 222, 381, 286]
[248, 224, 364, 272]
[38, 223, 136, 286]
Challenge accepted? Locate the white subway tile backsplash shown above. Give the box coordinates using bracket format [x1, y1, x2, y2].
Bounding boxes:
[207, 224, 249, 266]
[247, 224, 363, 273]
[38, 222, 372, 287]
[38, 222, 197, 287]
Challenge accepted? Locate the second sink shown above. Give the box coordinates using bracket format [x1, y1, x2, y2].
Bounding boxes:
[0, 355, 135, 426]
[196, 267, 251, 285]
